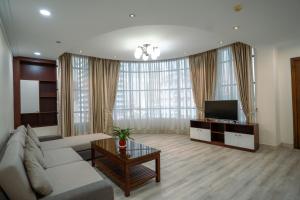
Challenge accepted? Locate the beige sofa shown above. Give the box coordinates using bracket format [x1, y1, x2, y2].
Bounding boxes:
[0, 126, 113, 200]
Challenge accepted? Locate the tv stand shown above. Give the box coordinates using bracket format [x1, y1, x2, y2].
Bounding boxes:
[190, 119, 259, 152]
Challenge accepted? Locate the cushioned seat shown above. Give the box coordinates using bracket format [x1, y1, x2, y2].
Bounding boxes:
[40, 133, 111, 152]
[44, 148, 83, 168]
[42, 161, 103, 198]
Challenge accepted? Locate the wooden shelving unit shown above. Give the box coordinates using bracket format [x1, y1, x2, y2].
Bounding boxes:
[13, 57, 57, 128]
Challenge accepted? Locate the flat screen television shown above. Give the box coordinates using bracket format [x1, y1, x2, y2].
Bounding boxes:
[205, 100, 238, 121]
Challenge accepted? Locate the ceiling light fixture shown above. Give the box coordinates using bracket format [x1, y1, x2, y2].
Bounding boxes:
[34, 52, 41, 56]
[219, 41, 224, 44]
[79, 50, 82, 53]
[134, 44, 160, 61]
[129, 13, 135, 18]
[233, 26, 239, 30]
[39, 9, 51, 16]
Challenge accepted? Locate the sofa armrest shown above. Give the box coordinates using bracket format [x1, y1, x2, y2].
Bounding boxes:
[39, 135, 62, 142]
[41, 180, 114, 200]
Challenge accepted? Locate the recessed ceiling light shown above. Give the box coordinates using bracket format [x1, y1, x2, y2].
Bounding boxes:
[114, 56, 117, 58]
[79, 50, 82, 53]
[34, 52, 41, 56]
[233, 26, 239, 30]
[219, 41, 224, 44]
[39, 9, 51, 16]
[129, 13, 135, 18]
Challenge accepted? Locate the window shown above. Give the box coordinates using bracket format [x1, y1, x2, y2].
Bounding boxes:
[113, 58, 196, 133]
[215, 47, 256, 121]
[72, 55, 90, 135]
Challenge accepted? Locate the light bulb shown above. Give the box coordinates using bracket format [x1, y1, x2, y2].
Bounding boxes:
[134, 47, 142, 59]
[146, 45, 153, 55]
[142, 54, 149, 61]
[151, 53, 158, 60]
[154, 47, 160, 57]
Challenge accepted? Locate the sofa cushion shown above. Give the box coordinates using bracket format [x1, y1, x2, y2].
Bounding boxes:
[17, 125, 27, 134]
[43, 161, 103, 197]
[44, 148, 83, 168]
[0, 141, 37, 200]
[26, 136, 47, 169]
[40, 133, 111, 152]
[24, 148, 53, 196]
[7, 129, 26, 147]
[28, 125, 42, 149]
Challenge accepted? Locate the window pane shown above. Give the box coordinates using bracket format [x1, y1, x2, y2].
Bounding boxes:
[113, 58, 196, 132]
[72, 55, 90, 135]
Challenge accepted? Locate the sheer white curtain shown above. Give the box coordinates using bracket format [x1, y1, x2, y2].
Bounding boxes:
[113, 58, 196, 134]
[72, 55, 91, 135]
[215, 47, 246, 121]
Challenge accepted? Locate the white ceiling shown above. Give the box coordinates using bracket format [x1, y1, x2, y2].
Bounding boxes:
[1, 0, 300, 60]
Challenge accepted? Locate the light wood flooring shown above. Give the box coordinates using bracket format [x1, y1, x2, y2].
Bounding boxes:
[95, 133, 300, 200]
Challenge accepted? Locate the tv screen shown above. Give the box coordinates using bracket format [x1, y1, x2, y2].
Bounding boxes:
[205, 100, 238, 121]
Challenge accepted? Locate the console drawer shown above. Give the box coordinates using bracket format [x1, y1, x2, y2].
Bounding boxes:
[190, 127, 211, 142]
[225, 131, 254, 150]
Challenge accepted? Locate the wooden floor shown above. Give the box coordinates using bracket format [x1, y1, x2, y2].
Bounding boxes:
[95, 133, 300, 200]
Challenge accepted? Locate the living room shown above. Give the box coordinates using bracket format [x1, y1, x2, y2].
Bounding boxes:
[0, 0, 300, 200]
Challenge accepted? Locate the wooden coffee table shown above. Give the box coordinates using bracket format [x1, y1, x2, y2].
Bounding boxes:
[91, 138, 161, 197]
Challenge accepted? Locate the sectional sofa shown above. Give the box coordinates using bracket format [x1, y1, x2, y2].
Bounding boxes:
[0, 125, 113, 200]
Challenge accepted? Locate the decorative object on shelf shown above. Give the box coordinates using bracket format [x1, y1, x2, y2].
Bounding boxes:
[134, 44, 160, 61]
[113, 126, 133, 149]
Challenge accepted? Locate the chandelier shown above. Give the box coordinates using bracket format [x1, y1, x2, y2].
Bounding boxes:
[134, 44, 160, 61]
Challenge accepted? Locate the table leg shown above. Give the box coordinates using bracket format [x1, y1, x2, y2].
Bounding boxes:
[124, 164, 130, 197]
[156, 154, 160, 182]
[91, 148, 95, 167]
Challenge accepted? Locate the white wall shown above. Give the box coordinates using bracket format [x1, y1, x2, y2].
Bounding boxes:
[0, 23, 13, 148]
[276, 41, 300, 145]
[255, 41, 300, 146]
[255, 45, 280, 146]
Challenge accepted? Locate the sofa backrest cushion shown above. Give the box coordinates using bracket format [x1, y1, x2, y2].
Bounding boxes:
[0, 141, 36, 200]
[7, 129, 26, 147]
[27, 125, 41, 149]
[24, 148, 53, 196]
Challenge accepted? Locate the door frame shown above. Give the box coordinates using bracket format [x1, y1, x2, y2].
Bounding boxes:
[291, 57, 300, 149]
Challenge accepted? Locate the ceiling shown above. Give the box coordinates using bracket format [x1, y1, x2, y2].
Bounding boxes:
[1, 0, 300, 61]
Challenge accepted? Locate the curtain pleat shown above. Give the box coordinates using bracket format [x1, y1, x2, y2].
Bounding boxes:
[90, 58, 120, 134]
[58, 53, 74, 137]
[189, 50, 217, 119]
[231, 42, 254, 123]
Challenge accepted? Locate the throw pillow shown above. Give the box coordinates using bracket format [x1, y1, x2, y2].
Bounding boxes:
[27, 125, 41, 148]
[26, 136, 47, 169]
[24, 148, 53, 196]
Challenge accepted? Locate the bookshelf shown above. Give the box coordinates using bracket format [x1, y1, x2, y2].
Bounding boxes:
[13, 57, 57, 128]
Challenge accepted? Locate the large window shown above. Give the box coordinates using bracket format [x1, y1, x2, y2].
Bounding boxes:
[113, 58, 196, 133]
[215, 47, 256, 121]
[72, 55, 90, 135]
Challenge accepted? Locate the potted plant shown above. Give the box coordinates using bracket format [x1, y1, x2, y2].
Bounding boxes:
[113, 126, 133, 149]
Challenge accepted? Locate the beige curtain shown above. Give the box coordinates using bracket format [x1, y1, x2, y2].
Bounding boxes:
[90, 58, 120, 134]
[58, 53, 74, 137]
[232, 42, 254, 123]
[189, 50, 217, 119]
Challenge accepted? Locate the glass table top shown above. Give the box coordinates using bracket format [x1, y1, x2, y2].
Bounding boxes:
[91, 138, 160, 160]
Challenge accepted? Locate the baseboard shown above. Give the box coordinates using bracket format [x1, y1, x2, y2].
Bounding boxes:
[280, 143, 293, 149]
[259, 143, 293, 149]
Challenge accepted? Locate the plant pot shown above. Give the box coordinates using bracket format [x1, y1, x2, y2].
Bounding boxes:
[119, 139, 126, 149]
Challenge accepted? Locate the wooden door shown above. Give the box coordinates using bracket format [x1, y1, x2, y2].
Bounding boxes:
[291, 57, 300, 149]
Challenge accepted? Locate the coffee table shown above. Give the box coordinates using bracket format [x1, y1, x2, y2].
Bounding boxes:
[91, 138, 161, 197]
